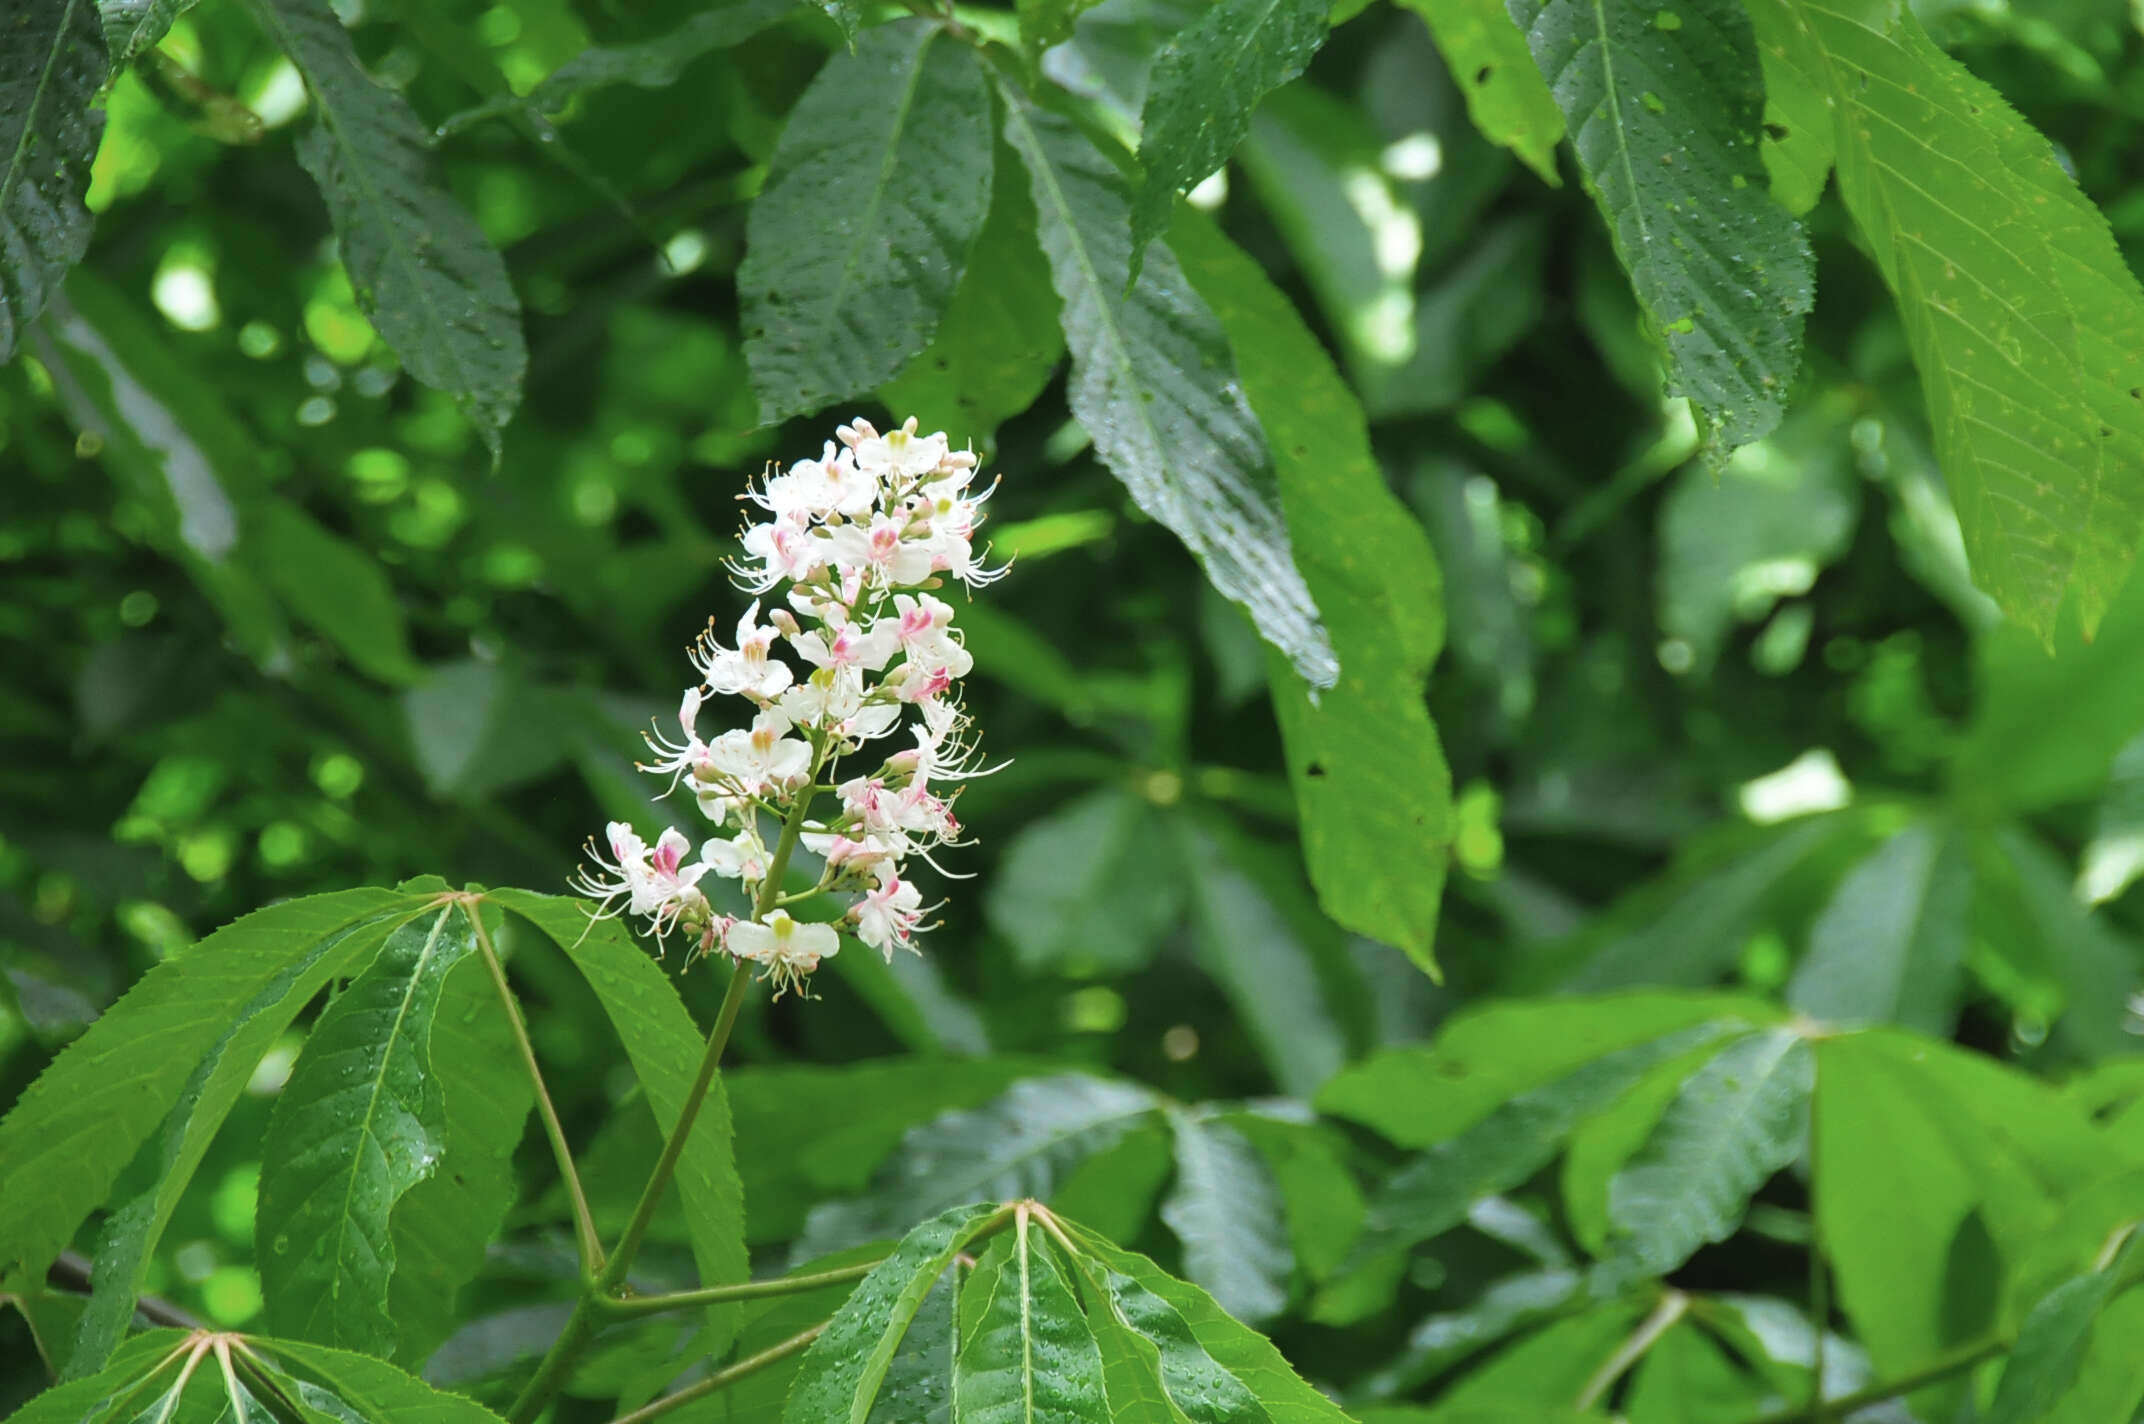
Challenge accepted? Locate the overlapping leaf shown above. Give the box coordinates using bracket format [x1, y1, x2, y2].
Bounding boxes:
[1160, 1111, 1292, 1325]
[1392, 0, 1564, 185]
[1788, 822, 1968, 1035]
[956, 1219, 1111, 1424]
[100, 0, 201, 71]
[0, 0, 103, 362]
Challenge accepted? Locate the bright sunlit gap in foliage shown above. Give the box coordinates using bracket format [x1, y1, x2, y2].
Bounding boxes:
[1738, 749, 1853, 824]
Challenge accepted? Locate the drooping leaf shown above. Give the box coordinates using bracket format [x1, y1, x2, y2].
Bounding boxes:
[1602, 1026, 1814, 1277]
[1000, 85, 1336, 686]
[1743, 0, 2144, 642]
[1159, 1110, 1292, 1325]
[1172, 208, 1453, 976]
[740, 20, 995, 424]
[264, 1336, 516, 1424]
[385, 944, 535, 1366]
[249, 500, 422, 685]
[1130, 0, 1327, 270]
[493, 890, 748, 1344]
[1788, 821, 1969, 1036]
[1392, 0, 1563, 185]
[879, 147, 1065, 452]
[256, 906, 476, 1354]
[100, 0, 201, 71]
[1507, 0, 1813, 454]
[0, 0, 103, 362]
[1987, 1235, 2142, 1424]
[983, 786, 1185, 975]
[243, 0, 526, 456]
[0, 888, 424, 1294]
[956, 1214, 1112, 1424]
[797, 1074, 1160, 1260]
[783, 1203, 1006, 1424]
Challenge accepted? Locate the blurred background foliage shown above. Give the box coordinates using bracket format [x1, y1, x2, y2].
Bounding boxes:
[4, 0, 2144, 1415]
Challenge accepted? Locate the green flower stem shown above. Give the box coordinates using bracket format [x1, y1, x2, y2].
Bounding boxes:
[463, 900, 604, 1276]
[605, 1322, 829, 1424]
[595, 1259, 883, 1316]
[507, 778, 822, 1424]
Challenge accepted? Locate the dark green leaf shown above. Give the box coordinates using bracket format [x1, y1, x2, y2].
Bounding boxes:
[1076, 1254, 1270, 1424]
[984, 786, 1185, 974]
[1160, 1110, 1292, 1325]
[257, 905, 476, 1353]
[1391, 0, 1563, 185]
[1131, 0, 1327, 269]
[0, 888, 423, 1293]
[798, 1074, 1160, 1259]
[493, 890, 749, 1345]
[264, 1336, 515, 1424]
[250, 500, 422, 685]
[1788, 822, 1969, 1035]
[1172, 208, 1453, 975]
[1017, 0, 1108, 60]
[1507, 0, 1813, 453]
[740, 21, 995, 423]
[100, 0, 200, 71]
[4, 1330, 193, 1424]
[1000, 85, 1336, 686]
[244, 0, 525, 456]
[1603, 1026, 1814, 1276]
[0, 0, 102, 362]
[1988, 1236, 2141, 1424]
[1743, 0, 2144, 641]
[783, 1202, 1005, 1424]
[955, 1214, 1111, 1424]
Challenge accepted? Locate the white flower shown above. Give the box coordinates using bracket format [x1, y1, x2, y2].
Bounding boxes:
[759, 442, 876, 519]
[890, 593, 973, 681]
[826, 514, 935, 587]
[733, 518, 826, 593]
[853, 871, 924, 959]
[701, 711, 811, 796]
[698, 830, 769, 885]
[693, 602, 795, 701]
[843, 416, 950, 481]
[726, 910, 840, 998]
[791, 609, 897, 674]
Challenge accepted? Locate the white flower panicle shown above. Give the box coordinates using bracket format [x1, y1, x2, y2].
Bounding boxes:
[573, 417, 1002, 999]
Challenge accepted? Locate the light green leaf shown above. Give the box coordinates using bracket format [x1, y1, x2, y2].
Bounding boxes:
[1171, 207, 1453, 975]
[1743, 0, 2144, 642]
[264, 1336, 515, 1424]
[100, 0, 201, 71]
[493, 889, 748, 1345]
[0, 0, 102, 362]
[1749, 13, 1832, 213]
[1507, 0, 1813, 454]
[1603, 1027, 1814, 1276]
[741, 21, 995, 424]
[984, 786, 1185, 974]
[1225, 1114, 1363, 1285]
[250, 500, 422, 685]
[1788, 822, 1969, 1035]
[1000, 85, 1335, 687]
[1131, 0, 1328, 268]
[0, 888, 423, 1294]
[1392, 0, 1564, 185]
[257, 906, 476, 1353]
[244, 0, 525, 456]
[4, 1330, 191, 1424]
[1988, 1236, 2142, 1424]
[797, 1074, 1160, 1259]
[1160, 1111, 1292, 1325]
[1017, 0, 1108, 59]
[784, 1202, 1006, 1424]
[385, 947, 534, 1366]
[1076, 1255, 1270, 1424]
[1623, 1321, 1775, 1423]
[880, 146, 1065, 452]
[956, 1215, 1111, 1424]
[1972, 826, 2139, 1062]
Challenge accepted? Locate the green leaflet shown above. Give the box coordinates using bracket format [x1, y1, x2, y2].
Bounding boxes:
[1171, 209, 1453, 977]
[796, 1074, 1161, 1260]
[0, 888, 424, 1294]
[784, 1203, 1007, 1424]
[1000, 85, 1337, 688]
[494, 889, 749, 1348]
[955, 1216, 1111, 1424]
[984, 786, 1185, 975]
[1622, 1320, 1776, 1422]
[1601, 1026, 1814, 1277]
[740, 20, 996, 424]
[100, 0, 202, 71]
[384, 946, 535, 1365]
[1159, 1110, 1292, 1326]
[1392, 0, 1564, 186]
[69, 903, 419, 1377]
[879, 145, 1065, 453]
[1743, 0, 2144, 643]
[869, 1268, 959, 1424]
[269, 1336, 516, 1424]
[256, 906, 476, 1354]
[1016, 0, 1108, 60]
[1788, 821, 1969, 1035]
[1077, 1256, 1270, 1424]
[244, 0, 525, 457]
[0, 0, 103, 362]
[1988, 1235, 2142, 1424]
[1748, 11, 1833, 213]
[5, 1331, 192, 1424]
[1130, 0, 1328, 271]
[1508, 0, 1813, 455]
[248, 500, 423, 685]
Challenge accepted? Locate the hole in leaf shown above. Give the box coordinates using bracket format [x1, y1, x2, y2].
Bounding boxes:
[1305, 761, 1327, 778]
[1475, 66, 1492, 84]
[1764, 122, 1790, 141]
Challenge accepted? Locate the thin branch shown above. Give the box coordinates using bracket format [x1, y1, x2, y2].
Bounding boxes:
[1575, 1289, 1689, 1411]
[47, 1250, 202, 1329]
[596, 1259, 883, 1317]
[463, 897, 604, 1277]
[1737, 1333, 2008, 1424]
[606, 1323, 829, 1424]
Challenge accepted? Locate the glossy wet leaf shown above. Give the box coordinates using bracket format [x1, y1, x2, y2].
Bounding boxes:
[955, 1216, 1111, 1424]
[100, 0, 200, 70]
[1508, 0, 1813, 455]
[1160, 1110, 1292, 1325]
[0, 0, 102, 362]
[741, 21, 995, 424]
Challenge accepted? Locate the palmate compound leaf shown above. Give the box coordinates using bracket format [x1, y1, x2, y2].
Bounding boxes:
[1742, 0, 2144, 643]
[1507, 0, 1813, 456]
[1171, 209, 1452, 977]
[999, 84, 1338, 687]
[1390, 0, 1564, 186]
[0, 888, 426, 1296]
[1068, 1250, 1271, 1424]
[955, 1214, 1112, 1424]
[267, 1336, 516, 1424]
[740, 19, 996, 424]
[5, 1330, 194, 1424]
[1159, 1110, 1292, 1326]
[242, 0, 525, 458]
[255, 905, 476, 1355]
[782, 1202, 1007, 1424]
[0, 0, 103, 362]
[1129, 0, 1328, 275]
[493, 889, 748, 1348]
